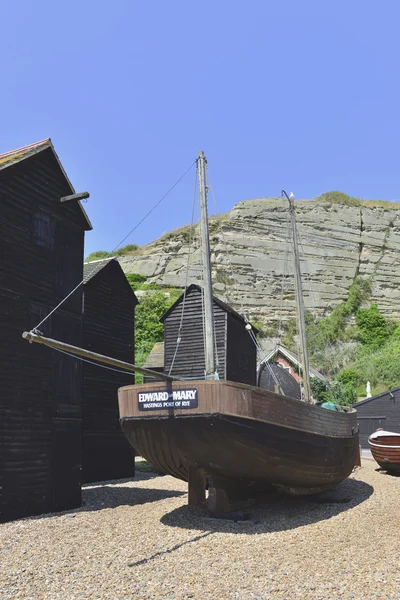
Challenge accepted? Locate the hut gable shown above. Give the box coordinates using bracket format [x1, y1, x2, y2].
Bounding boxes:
[0, 139, 92, 231]
[354, 387, 400, 449]
[258, 362, 301, 400]
[0, 139, 89, 522]
[161, 284, 256, 385]
[82, 258, 138, 483]
[262, 344, 327, 383]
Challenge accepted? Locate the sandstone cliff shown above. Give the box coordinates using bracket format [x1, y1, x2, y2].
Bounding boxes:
[118, 196, 400, 326]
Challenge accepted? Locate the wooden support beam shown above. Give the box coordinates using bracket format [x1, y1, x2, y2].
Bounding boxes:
[22, 331, 176, 382]
[355, 444, 361, 467]
[60, 191, 90, 203]
[188, 465, 207, 508]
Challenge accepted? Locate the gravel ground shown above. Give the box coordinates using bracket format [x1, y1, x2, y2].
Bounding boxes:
[1, 458, 399, 600]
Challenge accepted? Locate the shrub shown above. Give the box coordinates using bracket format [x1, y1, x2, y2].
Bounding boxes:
[85, 250, 109, 261]
[126, 273, 147, 291]
[317, 191, 362, 207]
[114, 244, 138, 256]
[355, 304, 390, 348]
[338, 368, 360, 388]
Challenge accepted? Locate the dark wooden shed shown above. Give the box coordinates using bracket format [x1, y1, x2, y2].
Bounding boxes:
[354, 388, 400, 449]
[0, 139, 91, 523]
[161, 284, 257, 384]
[82, 258, 138, 483]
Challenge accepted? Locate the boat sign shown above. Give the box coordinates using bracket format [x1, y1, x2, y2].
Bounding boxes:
[137, 388, 198, 411]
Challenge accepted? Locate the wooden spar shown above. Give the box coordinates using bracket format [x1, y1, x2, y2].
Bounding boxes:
[197, 150, 216, 378]
[60, 191, 90, 203]
[22, 331, 176, 382]
[282, 190, 312, 403]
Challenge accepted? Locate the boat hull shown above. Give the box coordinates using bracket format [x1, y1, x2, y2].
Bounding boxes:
[119, 380, 359, 500]
[368, 433, 400, 474]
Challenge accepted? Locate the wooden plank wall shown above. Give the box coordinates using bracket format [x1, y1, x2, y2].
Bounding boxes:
[82, 261, 136, 483]
[0, 149, 86, 522]
[163, 286, 256, 385]
[226, 311, 256, 385]
[163, 287, 227, 379]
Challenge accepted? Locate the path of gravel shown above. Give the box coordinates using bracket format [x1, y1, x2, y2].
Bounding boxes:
[1, 459, 399, 600]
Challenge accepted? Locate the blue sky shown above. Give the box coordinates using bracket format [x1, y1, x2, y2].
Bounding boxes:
[1, 1, 399, 255]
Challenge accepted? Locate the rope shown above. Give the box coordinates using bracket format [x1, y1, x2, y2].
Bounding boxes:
[246, 327, 284, 394]
[47, 345, 138, 377]
[31, 159, 196, 333]
[297, 224, 336, 370]
[208, 179, 285, 393]
[207, 175, 247, 319]
[48, 343, 199, 381]
[168, 168, 198, 376]
[276, 212, 292, 348]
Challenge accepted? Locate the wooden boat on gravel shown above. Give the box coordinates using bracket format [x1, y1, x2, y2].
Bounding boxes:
[118, 152, 359, 513]
[368, 430, 400, 473]
[119, 379, 358, 511]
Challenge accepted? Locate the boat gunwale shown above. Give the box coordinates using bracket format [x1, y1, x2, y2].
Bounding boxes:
[119, 379, 357, 417]
[369, 440, 400, 449]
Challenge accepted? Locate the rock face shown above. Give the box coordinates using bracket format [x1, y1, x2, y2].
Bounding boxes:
[118, 198, 400, 325]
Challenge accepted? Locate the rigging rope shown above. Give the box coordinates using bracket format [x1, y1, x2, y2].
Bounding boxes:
[31, 160, 196, 333]
[207, 179, 285, 392]
[276, 211, 292, 348]
[207, 175, 246, 319]
[168, 168, 198, 376]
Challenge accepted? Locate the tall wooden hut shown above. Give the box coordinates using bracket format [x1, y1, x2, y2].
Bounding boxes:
[354, 387, 400, 449]
[0, 139, 92, 522]
[161, 284, 256, 384]
[82, 258, 138, 483]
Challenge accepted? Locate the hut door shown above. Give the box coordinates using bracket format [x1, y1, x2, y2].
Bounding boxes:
[52, 418, 82, 511]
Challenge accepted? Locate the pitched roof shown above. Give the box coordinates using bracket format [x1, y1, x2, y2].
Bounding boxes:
[83, 257, 117, 282]
[142, 342, 165, 369]
[160, 283, 256, 329]
[262, 344, 327, 381]
[258, 361, 301, 400]
[0, 139, 92, 230]
[83, 257, 139, 305]
[353, 386, 400, 407]
[0, 139, 50, 169]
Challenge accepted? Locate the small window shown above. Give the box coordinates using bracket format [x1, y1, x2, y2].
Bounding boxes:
[33, 212, 54, 249]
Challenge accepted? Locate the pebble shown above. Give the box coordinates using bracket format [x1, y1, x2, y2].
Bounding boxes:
[0, 460, 399, 599]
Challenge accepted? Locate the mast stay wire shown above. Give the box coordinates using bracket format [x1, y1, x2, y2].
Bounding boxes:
[207, 176, 283, 392]
[200, 167, 220, 376]
[168, 167, 198, 376]
[31, 159, 197, 334]
[296, 224, 336, 362]
[276, 209, 292, 350]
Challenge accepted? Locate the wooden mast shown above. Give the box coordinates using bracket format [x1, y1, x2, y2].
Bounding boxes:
[197, 151, 217, 379]
[282, 190, 312, 403]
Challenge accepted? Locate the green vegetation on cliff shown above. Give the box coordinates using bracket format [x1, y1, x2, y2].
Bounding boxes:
[282, 278, 400, 402]
[128, 275, 181, 383]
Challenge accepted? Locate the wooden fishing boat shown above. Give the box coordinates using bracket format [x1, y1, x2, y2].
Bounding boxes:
[117, 152, 359, 512]
[368, 430, 400, 473]
[119, 380, 358, 510]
